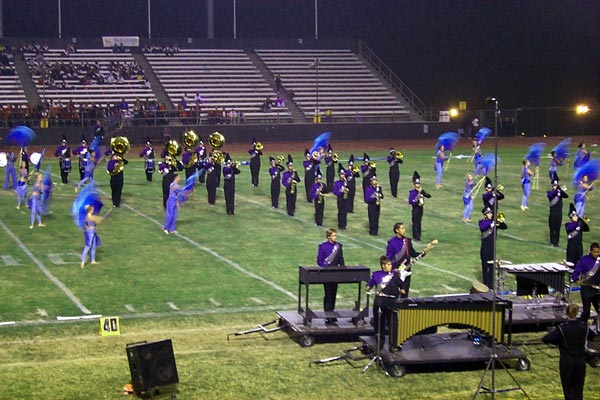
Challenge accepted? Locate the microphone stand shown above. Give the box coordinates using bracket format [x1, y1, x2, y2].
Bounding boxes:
[362, 299, 389, 376]
[474, 98, 530, 399]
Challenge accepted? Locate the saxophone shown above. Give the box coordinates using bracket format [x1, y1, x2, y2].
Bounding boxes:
[290, 170, 297, 194]
[418, 188, 425, 206]
[317, 183, 324, 204]
[375, 186, 382, 206]
[343, 181, 349, 200]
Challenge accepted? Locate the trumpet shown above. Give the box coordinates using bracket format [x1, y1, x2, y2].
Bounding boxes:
[560, 184, 568, 192]
[496, 184, 504, 191]
[496, 212, 506, 224]
[332, 153, 339, 162]
[394, 150, 404, 161]
[352, 165, 360, 174]
[255, 142, 263, 151]
[277, 155, 285, 164]
[369, 161, 376, 169]
[583, 215, 591, 223]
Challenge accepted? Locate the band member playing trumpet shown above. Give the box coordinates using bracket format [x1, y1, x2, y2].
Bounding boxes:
[282, 154, 301, 217]
[572, 242, 600, 325]
[462, 173, 475, 223]
[408, 171, 431, 241]
[364, 175, 383, 236]
[547, 173, 568, 247]
[248, 138, 262, 187]
[387, 147, 403, 198]
[54, 135, 71, 184]
[333, 164, 349, 230]
[269, 156, 284, 208]
[317, 228, 345, 324]
[386, 222, 429, 297]
[479, 206, 507, 289]
[223, 154, 241, 215]
[520, 159, 535, 211]
[303, 149, 315, 203]
[309, 169, 326, 226]
[565, 203, 590, 266]
[324, 144, 336, 192]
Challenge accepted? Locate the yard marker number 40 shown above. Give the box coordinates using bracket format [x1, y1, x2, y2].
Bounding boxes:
[99, 317, 120, 336]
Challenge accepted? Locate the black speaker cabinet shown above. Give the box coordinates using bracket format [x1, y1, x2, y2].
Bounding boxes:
[126, 339, 179, 393]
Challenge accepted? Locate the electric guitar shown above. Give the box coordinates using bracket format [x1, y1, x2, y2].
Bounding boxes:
[399, 239, 438, 281]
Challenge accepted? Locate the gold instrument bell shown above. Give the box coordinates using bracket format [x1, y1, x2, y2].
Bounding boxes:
[255, 142, 263, 151]
[182, 129, 200, 148]
[208, 131, 225, 150]
[395, 150, 404, 160]
[107, 136, 130, 176]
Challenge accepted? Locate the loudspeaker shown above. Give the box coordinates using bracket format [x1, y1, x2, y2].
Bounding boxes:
[126, 339, 179, 393]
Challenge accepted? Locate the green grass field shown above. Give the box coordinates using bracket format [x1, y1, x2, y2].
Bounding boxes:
[0, 137, 598, 399]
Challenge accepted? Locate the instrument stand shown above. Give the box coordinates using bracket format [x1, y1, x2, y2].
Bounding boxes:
[362, 307, 389, 376]
[474, 98, 530, 400]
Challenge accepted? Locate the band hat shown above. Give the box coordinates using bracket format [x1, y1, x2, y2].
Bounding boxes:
[551, 172, 559, 185]
[287, 154, 293, 166]
[81, 135, 87, 144]
[145, 137, 151, 146]
[61, 134, 67, 143]
[363, 152, 370, 162]
[568, 202, 577, 217]
[338, 163, 346, 174]
[327, 143, 333, 153]
[482, 206, 493, 214]
[370, 175, 378, 181]
[348, 154, 355, 164]
[315, 168, 323, 179]
[225, 153, 232, 163]
[485, 176, 493, 189]
[412, 170, 421, 184]
[389, 147, 395, 153]
[304, 148, 310, 157]
[269, 156, 275, 162]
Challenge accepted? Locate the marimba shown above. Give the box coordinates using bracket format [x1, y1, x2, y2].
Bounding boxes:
[498, 262, 572, 297]
[297, 265, 370, 325]
[390, 293, 512, 349]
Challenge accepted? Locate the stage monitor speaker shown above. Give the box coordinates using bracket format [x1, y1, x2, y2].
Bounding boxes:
[126, 339, 179, 393]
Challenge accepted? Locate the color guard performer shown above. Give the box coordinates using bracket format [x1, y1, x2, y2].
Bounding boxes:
[332, 164, 349, 230]
[574, 174, 593, 217]
[317, 228, 345, 324]
[16, 160, 28, 209]
[324, 144, 336, 192]
[282, 155, 301, 216]
[434, 144, 449, 188]
[565, 203, 590, 266]
[3, 148, 17, 190]
[462, 173, 475, 223]
[387, 147, 403, 198]
[386, 222, 428, 297]
[472, 139, 483, 176]
[139, 139, 155, 182]
[72, 136, 89, 181]
[80, 205, 107, 269]
[309, 168, 326, 226]
[345, 154, 359, 213]
[572, 242, 600, 326]
[54, 135, 71, 184]
[364, 175, 383, 236]
[163, 174, 181, 234]
[548, 150, 564, 182]
[28, 173, 45, 229]
[408, 171, 431, 241]
[479, 206, 507, 289]
[303, 149, 315, 203]
[547, 173, 568, 247]
[248, 138, 262, 187]
[223, 154, 241, 215]
[573, 142, 590, 172]
[520, 159, 535, 211]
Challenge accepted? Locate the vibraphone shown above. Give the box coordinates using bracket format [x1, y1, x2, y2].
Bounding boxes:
[389, 293, 512, 349]
[498, 262, 572, 297]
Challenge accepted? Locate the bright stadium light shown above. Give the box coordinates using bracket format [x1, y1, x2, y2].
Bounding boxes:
[449, 108, 459, 118]
[575, 104, 589, 115]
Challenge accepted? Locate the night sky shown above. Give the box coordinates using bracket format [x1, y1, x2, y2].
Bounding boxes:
[2, 0, 599, 109]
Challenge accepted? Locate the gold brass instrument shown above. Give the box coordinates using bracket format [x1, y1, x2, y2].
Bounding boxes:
[182, 129, 200, 148]
[394, 150, 404, 161]
[560, 184, 568, 192]
[496, 212, 506, 224]
[352, 165, 360, 174]
[317, 183, 325, 204]
[290, 170, 298, 194]
[208, 131, 225, 150]
[583, 215, 591, 223]
[255, 142, 263, 151]
[110, 136, 130, 156]
[212, 150, 225, 165]
[277, 155, 285, 164]
[496, 184, 504, 191]
[166, 139, 182, 157]
[332, 153, 339, 162]
[369, 161, 376, 169]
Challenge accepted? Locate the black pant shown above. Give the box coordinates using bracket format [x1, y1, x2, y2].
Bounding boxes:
[389, 166, 399, 197]
[314, 199, 324, 226]
[367, 202, 380, 235]
[285, 187, 297, 216]
[250, 158, 260, 186]
[110, 172, 124, 207]
[548, 212, 561, 246]
[224, 179, 235, 214]
[162, 172, 174, 209]
[60, 169, 69, 184]
[579, 286, 599, 324]
[336, 197, 348, 229]
[206, 173, 218, 205]
[145, 171, 153, 182]
[323, 283, 338, 313]
[559, 353, 587, 400]
[270, 179, 280, 208]
[411, 205, 423, 241]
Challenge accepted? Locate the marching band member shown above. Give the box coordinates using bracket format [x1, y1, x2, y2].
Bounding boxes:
[203, 153, 219, 206]
[365, 256, 397, 335]
[479, 206, 507, 289]
[16, 160, 28, 209]
[317, 228, 345, 324]
[195, 137, 206, 184]
[72, 136, 89, 181]
[434, 144, 449, 188]
[462, 173, 475, 223]
[80, 205, 107, 269]
[520, 159, 535, 211]
[309, 168, 326, 226]
[282, 154, 301, 217]
[28, 173, 45, 229]
[408, 171, 431, 241]
[482, 176, 504, 213]
[364, 175, 383, 236]
[182, 146, 197, 180]
[345, 154, 359, 213]
[565, 203, 590, 266]
[387, 147, 403, 198]
[163, 174, 181, 235]
[332, 164, 349, 230]
[303, 149, 315, 203]
[574, 174, 593, 217]
[3, 148, 17, 190]
[223, 154, 241, 215]
[324, 144, 336, 192]
[248, 138, 262, 187]
[139, 139, 155, 182]
[268, 156, 284, 208]
[54, 135, 71, 184]
[547, 173, 568, 247]
[386, 222, 428, 297]
[360, 153, 370, 194]
[107, 153, 128, 208]
[572, 242, 600, 325]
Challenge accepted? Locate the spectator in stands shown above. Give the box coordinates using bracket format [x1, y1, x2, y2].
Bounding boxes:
[261, 97, 272, 112]
[195, 92, 203, 105]
[118, 98, 129, 111]
[275, 96, 285, 108]
[275, 74, 282, 93]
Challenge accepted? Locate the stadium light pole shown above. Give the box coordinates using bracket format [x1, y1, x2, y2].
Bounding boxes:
[233, 0, 237, 39]
[57, 0, 62, 39]
[314, 0, 318, 39]
[147, 0, 151, 39]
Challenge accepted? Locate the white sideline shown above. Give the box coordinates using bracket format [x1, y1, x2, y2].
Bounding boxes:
[0, 220, 92, 315]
